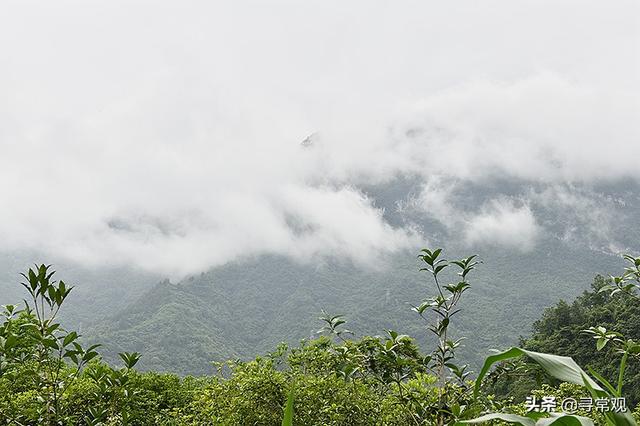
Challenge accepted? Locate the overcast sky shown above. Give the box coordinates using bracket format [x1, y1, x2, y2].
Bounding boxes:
[1, 1, 638, 277]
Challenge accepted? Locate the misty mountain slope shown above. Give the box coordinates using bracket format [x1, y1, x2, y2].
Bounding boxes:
[0, 253, 158, 327]
[88, 234, 627, 375]
[74, 179, 640, 375]
[3, 179, 638, 376]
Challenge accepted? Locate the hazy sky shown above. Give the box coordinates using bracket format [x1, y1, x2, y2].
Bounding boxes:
[1, 1, 639, 277]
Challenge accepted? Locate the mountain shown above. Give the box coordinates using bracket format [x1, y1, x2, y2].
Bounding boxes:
[0, 253, 158, 329]
[2, 178, 638, 376]
[83, 178, 640, 375]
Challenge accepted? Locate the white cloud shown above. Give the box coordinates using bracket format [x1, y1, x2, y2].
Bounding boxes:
[398, 73, 640, 183]
[530, 185, 624, 252]
[0, 1, 638, 276]
[463, 199, 540, 251]
[410, 180, 541, 251]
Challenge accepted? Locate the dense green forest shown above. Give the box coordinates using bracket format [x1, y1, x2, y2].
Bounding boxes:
[86, 244, 620, 376]
[524, 276, 640, 405]
[2, 249, 640, 425]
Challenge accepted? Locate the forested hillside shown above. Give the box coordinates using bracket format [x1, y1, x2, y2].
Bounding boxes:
[3, 252, 640, 425]
[87, 244, 620, 375]
[493, 276, 640, 404]
[83, 180, 640, 374]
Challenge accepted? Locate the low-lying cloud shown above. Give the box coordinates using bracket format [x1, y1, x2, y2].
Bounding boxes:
[463, 199, 539, 251]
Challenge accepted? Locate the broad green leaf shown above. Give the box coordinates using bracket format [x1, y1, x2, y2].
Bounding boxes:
[474, 347, 603, 397]
[457, 413, 535, 425]
[581, 373, 636, 426]
[460, 413, 595, 426]
[42, 338, 60, 350]
[536, 414, 594, 426]
[607, 411, 637, 426]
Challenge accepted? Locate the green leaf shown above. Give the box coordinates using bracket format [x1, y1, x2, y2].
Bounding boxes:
[28, 269, 38, 290]
[607, 411, 638, 426]
[536, 414, 595, 425]
[457, 413, 535, 425]
[412, 302, 430, 315]
[42, 338, 60, 350]
[5, 334, 17, 350]
[119, 352, 141, 369]
[281, 388, 294, 426]
[63, 331, 78, 347]
[86, 344, 101, 352]
[474, 347, 603, 397]
[459, 413, 595, 426]
[46, 323, 60, 334]
[47, 286, 57, 304]
[83, 351, 99, 362]
[434, 263, 448, 275]
[586, 367, 617, 396]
